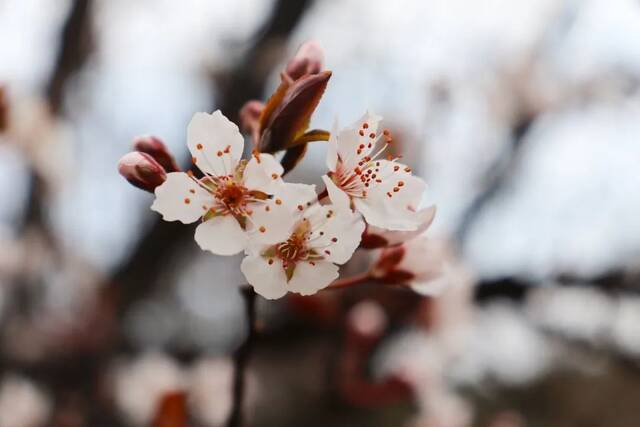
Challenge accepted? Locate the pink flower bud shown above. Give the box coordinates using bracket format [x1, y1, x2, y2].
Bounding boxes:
[118, 151, 167, 192]
[285, 40, 325, 80]
[239, 101, 264, 132]
[239, 100, 264, 146]
[132, 135, 180, 173]
[0, 86, 8, 132]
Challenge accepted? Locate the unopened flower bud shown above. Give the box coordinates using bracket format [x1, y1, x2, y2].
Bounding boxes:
[371, 236, 447, 296]
[118, 151, 167, 192]
[132, 135, 180, 173]
[239, 100, 264, 145]
[285, 40, 325, 80]
[0, 86, 8, 132]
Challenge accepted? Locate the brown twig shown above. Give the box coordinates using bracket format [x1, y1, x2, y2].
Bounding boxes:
[227, 286, 258, 427]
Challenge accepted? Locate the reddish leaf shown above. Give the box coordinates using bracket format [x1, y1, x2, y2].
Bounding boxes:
[280, 142, 308, 176]
[259, 71, 331, 153]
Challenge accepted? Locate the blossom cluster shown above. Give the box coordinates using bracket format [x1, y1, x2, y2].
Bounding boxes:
[118, 41, 443, 300]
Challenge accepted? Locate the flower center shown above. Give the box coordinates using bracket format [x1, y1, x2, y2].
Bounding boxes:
[264, 220, 322, 282]
[275, 234, 307, 264]
[217, 181, 247, 210]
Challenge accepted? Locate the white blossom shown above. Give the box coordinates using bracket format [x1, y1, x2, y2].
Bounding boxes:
[0, 376, 51, 427]
[241, 184, 364, 299]
[371, 236, 451, 296]
[324, 111, 427, 231]
[113, 353, 185, 426]
[151, 110, 292, 255]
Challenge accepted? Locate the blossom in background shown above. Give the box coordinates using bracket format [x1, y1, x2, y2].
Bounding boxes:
[371, 236, 449, 296]
[113, 353, 185, 426]
[241, 184, 364, 299]
[0, 376, 51, 427]
[151, 110, 294, 256]
[323, 112, 427, 231]
[361, 205, 436, 249]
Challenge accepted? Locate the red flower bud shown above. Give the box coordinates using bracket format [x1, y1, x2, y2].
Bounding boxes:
[118, 151, 167, 192]
[285, 39, 325, 80]
[132, 135, 180, 173]
[0, 86, 8, 132]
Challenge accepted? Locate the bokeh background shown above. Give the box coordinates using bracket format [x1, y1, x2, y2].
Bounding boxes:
[1, 0, 640, 426]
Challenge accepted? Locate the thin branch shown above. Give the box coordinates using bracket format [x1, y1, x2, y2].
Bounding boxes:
[227, 286, 258, 427]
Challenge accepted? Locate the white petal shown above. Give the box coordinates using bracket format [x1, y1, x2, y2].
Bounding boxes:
[247, 198, 295, 245]
[277, 182, 317, 209]
[151, 172, 210, 223]
[287, 260, 338, 296]
[241, 256, 288, 300]
[187, 111, 243, 176]
[194, 215, 247, 255]
[336, 128, 365, 170]
[352, 110, 383, 134]
[336, 111, 384, 170]
[326, 119, 339, 172]
[353, 197, 415, 231]
[398, 236, 447, 277]
[243, 153, 283, 194]
[410, 275, 450, 297]
[367, 205, 436, 246]
[357, 165, 427, 231]
[322, 175, 351, 213]
[309, 208, 364, 265]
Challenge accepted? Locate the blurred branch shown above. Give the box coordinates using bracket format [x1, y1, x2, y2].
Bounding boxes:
[455, 112, 535, 243]
[227, 287, 257, 427]
[46, 0, 93, 115]
[18, 0, 93, 237]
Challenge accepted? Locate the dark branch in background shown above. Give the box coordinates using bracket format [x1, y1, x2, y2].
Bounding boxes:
[46, 0, 93, 115]
[227, 287, 257, 427]
[455, 113, 535, 244]
[4, 1, 111, 424]
[18, 0, 93, 237]
[111, 0, 314, 320]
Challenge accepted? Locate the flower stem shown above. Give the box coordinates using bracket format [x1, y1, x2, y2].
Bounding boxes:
[327, 271, 371, 290]
[227, 286, 257, 427]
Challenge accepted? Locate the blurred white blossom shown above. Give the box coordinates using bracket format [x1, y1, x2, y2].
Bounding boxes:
[0, 376, 51, 427]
